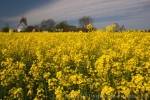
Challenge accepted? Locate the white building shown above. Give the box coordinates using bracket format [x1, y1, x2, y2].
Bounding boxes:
[17, 23, 27, 32]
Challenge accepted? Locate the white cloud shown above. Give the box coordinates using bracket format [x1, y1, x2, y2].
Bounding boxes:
[3, 0, 150, 28]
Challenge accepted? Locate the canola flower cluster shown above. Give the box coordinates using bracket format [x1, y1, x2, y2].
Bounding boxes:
[0, 31, 150, 100]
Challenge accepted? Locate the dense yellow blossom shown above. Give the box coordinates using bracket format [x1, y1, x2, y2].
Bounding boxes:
[0, 31, 150, 99]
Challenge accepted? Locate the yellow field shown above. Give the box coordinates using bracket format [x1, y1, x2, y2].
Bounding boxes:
[0, 31, 150, 99]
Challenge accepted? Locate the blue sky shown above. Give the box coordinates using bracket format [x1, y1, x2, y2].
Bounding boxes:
[0, 0, 150, 29]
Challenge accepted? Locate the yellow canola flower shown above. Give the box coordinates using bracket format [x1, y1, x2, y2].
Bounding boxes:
[101, 85, 114, 97]
[69, 74, 85, 84]
[132, 74, 144, 85]
[56, 71, 62, 79]
[0, 31, 150, 99]
[43, 72, 51, 80]
[69, 90, 80, 99]
[117, 86, 130, 97]
[55, 87, 64, 100]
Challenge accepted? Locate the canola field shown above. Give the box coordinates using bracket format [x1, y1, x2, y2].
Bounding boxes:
[0, 31, 150, 99]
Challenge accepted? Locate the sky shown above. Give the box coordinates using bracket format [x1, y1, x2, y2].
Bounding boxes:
[0, 0, 150, 29]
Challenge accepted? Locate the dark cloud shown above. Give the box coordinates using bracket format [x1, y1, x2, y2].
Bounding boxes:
[0, 0, 149, 29]
[0, 0, 56, 18]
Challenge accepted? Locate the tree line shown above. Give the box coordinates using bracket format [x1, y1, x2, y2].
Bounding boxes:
[1, 16, 96, 32]
[1, 16, 150, 32]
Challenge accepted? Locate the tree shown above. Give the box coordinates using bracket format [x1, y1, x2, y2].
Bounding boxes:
[40, 19, 56, 31]
[79, 16, 93, 28]
[79, 16, 95, 32]
[55, 21, 70, 32]
[19, 17, 28, 26]
[25, 26, 35, 32]
[105, 23, 125, 32]
[1, 24, 9, 32]
[120, 25, 126, 31]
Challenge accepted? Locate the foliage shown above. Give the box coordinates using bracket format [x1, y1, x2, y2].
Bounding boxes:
[0, 31, 150, 99]
[40, 19, 56, 31]
[55, 21, 78, 32]
[105, 23, 126, 32]
[19, 17, 28, 26]
[1, 25, 9, 32]
[86, 24, 96, 32]
[79, 16, 93, 28]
